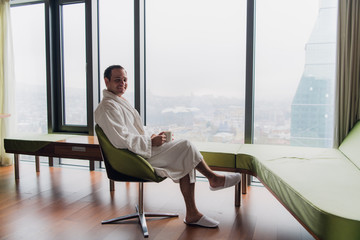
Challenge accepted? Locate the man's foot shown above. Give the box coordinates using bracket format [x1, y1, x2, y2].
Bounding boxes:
[209, 173, 241, 191]
[184, 215, 219, 228]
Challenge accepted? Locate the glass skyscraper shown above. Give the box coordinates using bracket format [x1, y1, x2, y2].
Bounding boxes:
[290, 0, 337, 147]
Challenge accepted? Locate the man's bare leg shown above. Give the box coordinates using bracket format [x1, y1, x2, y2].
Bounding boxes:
[195, 159, 225, 189]
[179, 174, 203, 223]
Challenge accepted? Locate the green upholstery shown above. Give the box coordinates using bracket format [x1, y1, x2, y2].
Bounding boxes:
[235, 153, 254, 171]
[339, 121, 360, 170]
[193, 141, 239, 168]
[4, 134, 75, 153]
[95, 125, 164, 183]
[238, 143, 360, 240]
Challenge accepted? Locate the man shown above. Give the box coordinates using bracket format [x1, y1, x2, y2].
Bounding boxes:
[95, 65, 241, 228]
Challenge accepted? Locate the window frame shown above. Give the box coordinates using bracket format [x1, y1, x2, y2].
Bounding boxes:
[50, 0, 98, 134]
[56, 1, 88, 132]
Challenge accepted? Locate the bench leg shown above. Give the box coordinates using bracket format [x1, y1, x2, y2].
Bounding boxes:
[90, 160, 95, 171]
[35, 156, 40, 172]
[49, 157, 53, 167]
[242, 174, 247, 194]
[110, 180, 115, 191]
[14, 154, 19, 179]
[235, 181, 241, 207]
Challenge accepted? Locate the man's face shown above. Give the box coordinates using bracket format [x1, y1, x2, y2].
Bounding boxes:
[105, 68, 128, 97]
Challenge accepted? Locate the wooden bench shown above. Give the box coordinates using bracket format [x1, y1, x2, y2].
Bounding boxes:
[4, 135, 102, 179]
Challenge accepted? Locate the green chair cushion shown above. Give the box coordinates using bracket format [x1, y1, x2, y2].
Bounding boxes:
[239, 144, 360, 240]
[95, 125, 164, 183]
[339, 121, 360, 170]
[193, 142, 240, 168]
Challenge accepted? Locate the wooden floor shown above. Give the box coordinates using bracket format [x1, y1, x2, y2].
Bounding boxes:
[0, 162, 314, 240]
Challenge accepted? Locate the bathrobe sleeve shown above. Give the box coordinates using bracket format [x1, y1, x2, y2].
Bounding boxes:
[95, 101, 152, 159]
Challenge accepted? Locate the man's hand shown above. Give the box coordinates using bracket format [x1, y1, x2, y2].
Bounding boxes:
[151, 132, 166, 146]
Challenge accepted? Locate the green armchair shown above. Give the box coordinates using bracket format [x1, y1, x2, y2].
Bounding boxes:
[95, 125, 178, 238]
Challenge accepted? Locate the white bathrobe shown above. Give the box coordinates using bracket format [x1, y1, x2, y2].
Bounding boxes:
[95, 90, 202, 183]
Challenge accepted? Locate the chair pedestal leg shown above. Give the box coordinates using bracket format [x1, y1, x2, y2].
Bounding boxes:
[138, 209, 149, 237]
[102, 183, 178, 238]
[102, 204, 178, 238]
[101, 212, 139, 224]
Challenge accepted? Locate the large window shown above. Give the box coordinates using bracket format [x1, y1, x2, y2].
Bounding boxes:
[11, 3, 47, 134]
[254, 0, 337, 147]
[99, 0, 135, 105]
[9, 0, 338, 149]
[145, 0, 246, 143]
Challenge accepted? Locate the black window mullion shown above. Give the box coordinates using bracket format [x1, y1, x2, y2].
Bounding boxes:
[134, 0, 146, 124]
[48, 0, 63, 133]
[244, 0, 256, 144]
[85, 0, 99, 136]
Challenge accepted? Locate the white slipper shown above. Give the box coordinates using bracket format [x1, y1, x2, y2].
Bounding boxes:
[209, 173, 241, 191]
[184, 215, 219, 228]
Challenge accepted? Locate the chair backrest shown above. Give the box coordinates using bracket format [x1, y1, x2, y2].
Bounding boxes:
[95, 124, 164, 183]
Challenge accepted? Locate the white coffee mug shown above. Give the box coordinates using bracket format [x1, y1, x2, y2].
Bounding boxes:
[164, 131, 172, 142]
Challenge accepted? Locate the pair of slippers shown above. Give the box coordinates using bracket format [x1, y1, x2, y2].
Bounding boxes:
[183, 173, 241, 228]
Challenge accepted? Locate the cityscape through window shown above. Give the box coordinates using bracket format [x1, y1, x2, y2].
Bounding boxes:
[146, 0, 247, 144]
[11, 3, 47, 134]
[10, 0, 338, 149]
[62, 3, 87, 126]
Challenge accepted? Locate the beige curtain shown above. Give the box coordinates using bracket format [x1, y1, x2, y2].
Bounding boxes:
[0, 0, 14, 166]
[335, 0, 360, 146]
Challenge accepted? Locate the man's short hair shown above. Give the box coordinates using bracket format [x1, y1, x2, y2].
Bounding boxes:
[104, 65, 124, 80]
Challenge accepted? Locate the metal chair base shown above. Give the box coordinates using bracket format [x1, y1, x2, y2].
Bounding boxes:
[102, 204, 178, 238]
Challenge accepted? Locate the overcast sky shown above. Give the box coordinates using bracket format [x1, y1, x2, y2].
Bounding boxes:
[11, 0, 338, 102]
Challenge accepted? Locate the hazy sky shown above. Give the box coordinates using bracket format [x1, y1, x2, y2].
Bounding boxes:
[100, 0, 327, 102]
[11, 0, 337, 103]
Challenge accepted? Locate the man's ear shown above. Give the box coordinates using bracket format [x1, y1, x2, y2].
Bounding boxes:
[104, 77, 110, 86]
